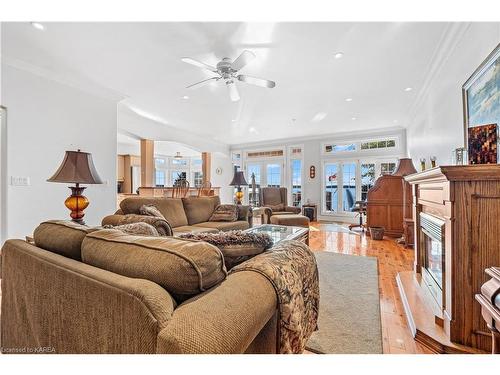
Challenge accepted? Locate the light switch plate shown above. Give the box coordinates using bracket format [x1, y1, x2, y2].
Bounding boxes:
[10, 176, 31, 186]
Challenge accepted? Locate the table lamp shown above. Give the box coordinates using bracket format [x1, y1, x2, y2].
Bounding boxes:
[229, 169, 248, 205]
[47, 149, 103, 225]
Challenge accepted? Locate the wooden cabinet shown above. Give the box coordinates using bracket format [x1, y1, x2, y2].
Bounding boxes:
[401, 165, 500, 353]
[117, 155, 125, 182]
[366, 158, 416, 238]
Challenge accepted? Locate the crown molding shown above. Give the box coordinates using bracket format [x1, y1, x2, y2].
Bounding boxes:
[1, 55, 127, 102]
[404, 22, 471, 127]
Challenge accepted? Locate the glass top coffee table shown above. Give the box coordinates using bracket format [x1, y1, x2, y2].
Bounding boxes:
[245, 224, 309, 246]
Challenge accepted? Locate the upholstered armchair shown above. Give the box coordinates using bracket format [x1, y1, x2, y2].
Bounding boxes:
[258, 187, 301, 224]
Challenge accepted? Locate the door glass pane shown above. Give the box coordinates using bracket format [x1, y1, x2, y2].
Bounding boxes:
[342, 163, 357, 211]
[247, 164, 261, 206]
[291, 159, 302, 207]
[361, 163, 375, 201]
[267, 164, 281, 187]
[324, 163, 338, 212]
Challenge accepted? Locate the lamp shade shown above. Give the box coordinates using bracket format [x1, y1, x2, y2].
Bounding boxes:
[229, 171, 248, 186]
[47, 150, 103, 184]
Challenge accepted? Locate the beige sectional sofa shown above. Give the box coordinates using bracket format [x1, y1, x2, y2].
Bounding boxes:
[0, 220, 278, 354]
[102, 196, 252, 235]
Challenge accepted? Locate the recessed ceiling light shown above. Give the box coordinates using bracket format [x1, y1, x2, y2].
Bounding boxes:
[334, 52, 344, 59]
[30, 22, 45, 31]
[231, 119, 236, 122]
[345, 98, 353, 102]
[404, 87, 413, 92]
[351, 117, 357, 121]
[182, 95, 189, 100]
[312, 112, 327, 122]
[393, 119, 399, 123]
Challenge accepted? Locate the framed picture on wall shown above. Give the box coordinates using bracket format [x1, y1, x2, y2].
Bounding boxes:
[462, 43, 500, 164]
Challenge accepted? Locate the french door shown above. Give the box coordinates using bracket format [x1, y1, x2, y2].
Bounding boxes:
[322, 158, 397, 215]
[246, 161, 283, 205]
[324, 162, 357, 214]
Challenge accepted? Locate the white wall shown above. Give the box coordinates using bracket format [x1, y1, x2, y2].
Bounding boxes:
[2, 64, 118, 239]
[406, 23, 500, 165]
[211, 152, 234, 204]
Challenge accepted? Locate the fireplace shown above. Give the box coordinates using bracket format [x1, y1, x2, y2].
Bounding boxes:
[419, 212, 445, 308]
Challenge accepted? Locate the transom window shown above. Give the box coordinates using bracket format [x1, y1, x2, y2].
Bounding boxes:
[360, 138, 396, 150]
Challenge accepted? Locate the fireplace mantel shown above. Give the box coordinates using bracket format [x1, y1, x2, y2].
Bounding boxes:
[398, 164, 500, 353]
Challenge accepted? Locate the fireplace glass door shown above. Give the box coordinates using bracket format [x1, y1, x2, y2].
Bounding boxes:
[420, 212, 445, 306]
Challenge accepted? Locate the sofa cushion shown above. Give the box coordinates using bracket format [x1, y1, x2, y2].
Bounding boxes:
[120, 198, 188, 228]
[269, 204, 285, 212]
[81, 229, 227, 298]
[209, 204, 238, 222]
[172, 225, 219, 235]
[33, 220, 97, 260]
[182, 196, 221, 225]
[193, 221, 250, 231]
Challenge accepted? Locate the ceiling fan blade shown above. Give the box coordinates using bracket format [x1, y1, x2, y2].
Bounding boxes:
[181, 57, 217, 73]
[186, 77, 219, 89]
[226, 81, 240, 102]
[231, 50, 256, 71]
[237, 74, 276, 88]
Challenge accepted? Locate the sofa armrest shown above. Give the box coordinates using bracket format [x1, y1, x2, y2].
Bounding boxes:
[237, 205, 253, 227]
[253, 206, 272, 224]
[285, 206, 302, 214]
[156, 271, 277, 354]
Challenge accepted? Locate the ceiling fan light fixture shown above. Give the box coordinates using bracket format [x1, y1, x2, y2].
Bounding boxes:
[174, 152, 183, 160]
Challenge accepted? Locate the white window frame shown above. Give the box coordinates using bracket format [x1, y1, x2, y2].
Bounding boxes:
[288, 144, 304, 208]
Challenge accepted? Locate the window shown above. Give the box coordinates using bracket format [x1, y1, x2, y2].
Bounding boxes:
[266, 164, 281, 187]
[172, 171, 187, 185]
[155, 170, 166, 187]
[361, 138, 396, 150]
[155, 158, 166, 165]
[361, 163, 375, 201]
[193, 172, 203, 188]
[324, 163, 339, 213]
[381, 162, 396, 175]
[172, 158, 188, 166]
[324, 143, 356, 154]
[291, 159, 302, 207]
[192, 158, 202, 166]
[342, 163, 357, 211]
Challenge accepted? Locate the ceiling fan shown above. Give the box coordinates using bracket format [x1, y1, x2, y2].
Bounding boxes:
[181, 50, 276, 102]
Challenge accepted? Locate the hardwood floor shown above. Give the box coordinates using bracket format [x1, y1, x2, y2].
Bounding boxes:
[308, 221, 433, 354]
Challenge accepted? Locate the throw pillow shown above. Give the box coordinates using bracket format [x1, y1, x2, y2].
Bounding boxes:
[209, 204, 238, 222]
[178, 230, 273, 269]
[139, 204, 166, 220]
[104, 222, 160, 237]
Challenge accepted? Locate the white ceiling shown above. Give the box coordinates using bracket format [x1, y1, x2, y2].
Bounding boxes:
[2, 22, 451, 145]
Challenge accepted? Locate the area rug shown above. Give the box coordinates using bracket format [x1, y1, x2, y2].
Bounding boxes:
[305, 251, 383, 354]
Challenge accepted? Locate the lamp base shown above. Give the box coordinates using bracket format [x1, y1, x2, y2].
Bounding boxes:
[235, 187, 244, 205]
[65, 185, 89, 225]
